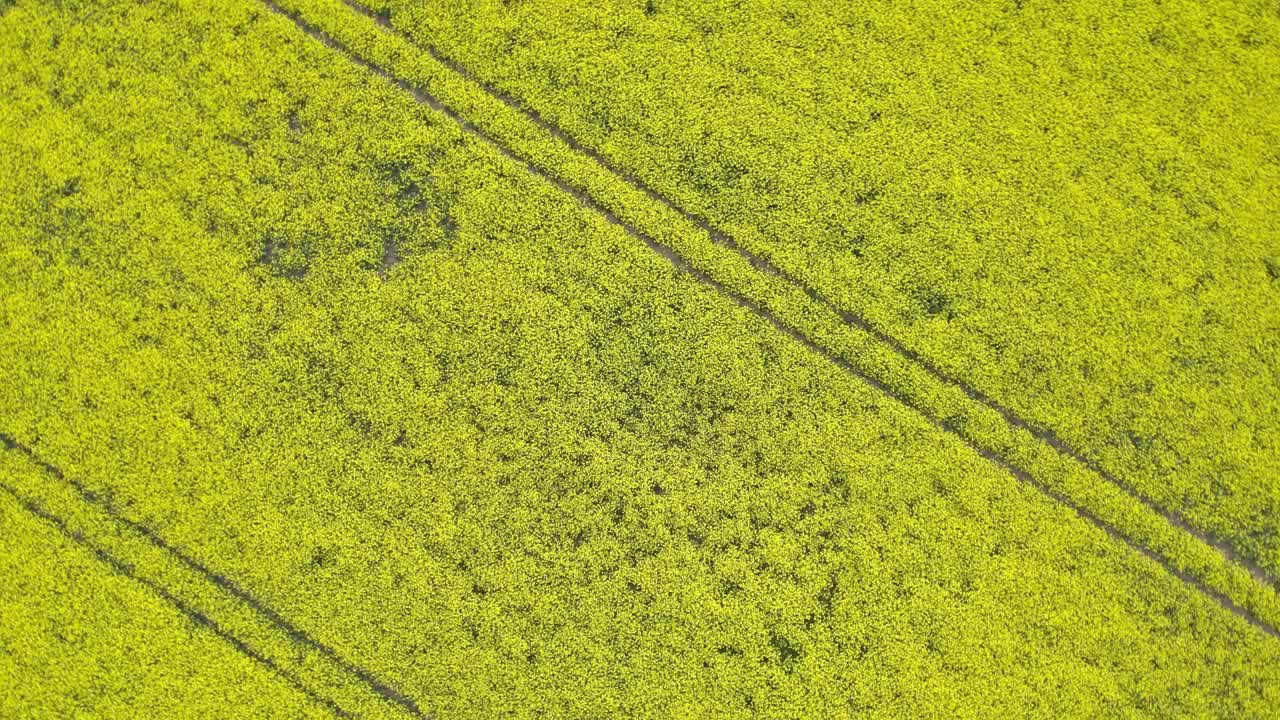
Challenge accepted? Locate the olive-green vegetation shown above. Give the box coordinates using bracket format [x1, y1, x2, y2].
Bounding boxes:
[370, 0, 1280, 579]
[1, 1, 1279, 719]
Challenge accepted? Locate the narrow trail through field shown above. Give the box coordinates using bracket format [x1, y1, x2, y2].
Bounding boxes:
[258, 0, 1280, 639]
[0, 480, 353, 718]
[337, 0, 1278, 597]
[0, 434, 425, 719]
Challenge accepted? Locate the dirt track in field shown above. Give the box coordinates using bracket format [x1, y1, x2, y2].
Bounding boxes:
[260, 0, 1279, 639]
[0, 433, 426, 719]
[339, 0, 1280, 597]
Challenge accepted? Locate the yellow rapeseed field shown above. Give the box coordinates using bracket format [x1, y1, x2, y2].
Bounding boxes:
[2, 0, 1278, 717]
